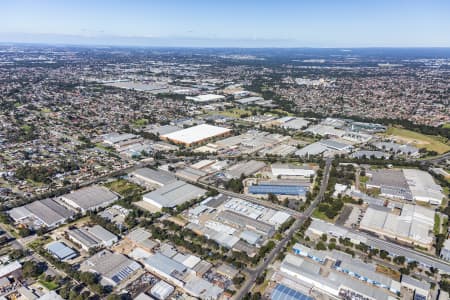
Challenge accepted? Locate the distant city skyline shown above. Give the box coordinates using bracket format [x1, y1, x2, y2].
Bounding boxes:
[2, 0, 450, 47]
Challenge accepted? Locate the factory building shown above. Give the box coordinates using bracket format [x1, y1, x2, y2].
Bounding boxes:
[45, 241, 77, 261]
[161, 124, 231, 146]
[67, 225, 118, 251]
[142, 180, 206, 210]
[83, 250, 141, 287]
[58, 185, 118, 213]
[130, 168, 176, 187]
[271, 163, 316, 178]
[8, 198, 75, 229]
[359, 204, 434, 249]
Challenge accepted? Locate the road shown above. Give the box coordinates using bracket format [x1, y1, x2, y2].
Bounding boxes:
[233, 157, 333, 299]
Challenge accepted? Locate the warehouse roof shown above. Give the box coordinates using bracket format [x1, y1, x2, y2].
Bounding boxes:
[85, 250, 141, 286]
[8, 198, 74, 228]
[45, 241, 77, 261]
[217, 210, 274, 236]
[144, 253, 187, 277]
[143, 180, 206, 208]
[186, 94, 225, 102]
[60, 185, 118, 211]
[226, 160, 266, 178]
[249, 184, 307, 196]
[131, 168, 176, 186]
[162, 124, 231, 145]
[403, 169, 444, 204]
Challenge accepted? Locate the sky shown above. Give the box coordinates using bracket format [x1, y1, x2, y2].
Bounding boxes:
[1, 0, 450, 47]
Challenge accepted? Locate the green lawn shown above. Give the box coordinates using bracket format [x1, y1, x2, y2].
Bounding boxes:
[39, 279, 59, 290]
[105, 179, 143, 197]
[312, 208, 335, 222]
[385, 126, 450, 154]
[443, 123, 450, 129]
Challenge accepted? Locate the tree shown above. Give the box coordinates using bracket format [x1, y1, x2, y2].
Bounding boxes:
[22, 261, 44, 278]
[316, 241, 327, 250]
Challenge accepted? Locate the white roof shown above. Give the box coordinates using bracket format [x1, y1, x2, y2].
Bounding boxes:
[403, 169, 444, 204]
[187, 94, 225, 102]
[162, 124, 231, 145]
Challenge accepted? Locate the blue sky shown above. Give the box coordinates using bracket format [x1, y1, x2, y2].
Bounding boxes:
[1, 0, 450, 47]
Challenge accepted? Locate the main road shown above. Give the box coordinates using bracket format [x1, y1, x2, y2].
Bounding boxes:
[232, 157, 333, 299]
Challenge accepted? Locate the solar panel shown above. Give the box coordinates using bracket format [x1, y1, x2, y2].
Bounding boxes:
[249, 185, 307, 196]
[271, 284, 313, 300]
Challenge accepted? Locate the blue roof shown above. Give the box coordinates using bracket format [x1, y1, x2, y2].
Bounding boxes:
[271, 284, 313, 300]
[46, 241, 77, 261]
[249, 185, 307, 196]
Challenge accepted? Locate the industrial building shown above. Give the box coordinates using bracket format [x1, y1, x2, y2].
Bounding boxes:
[161, 124, 231, 146]
[59, 185, 118, 213]
[366, 169, 444, 205]
[295, 139, 353, 157]
[225, 160, 266, 178]
[130, 168, 176, 187]
[67, 225, 118, 251]
[359, 204, 435, 249]
[83, 250, 141, 287]
[274, 254, 396, 300]
[274, 117, 310, 130]
[351, 150, 390, 159]
[143, 253, 223, 299]
[150, 280, 174, 300]
[175, 167, 207, 182]
[217, 210, 275, 237]
[143, 180, 206, 209]
[249, 183, 307, 196]
[374, 141, 419, 157]
[8, 198, 75, 229]
[45, 241, 77, 261]
[125, 227, 158, 252]
[186, 94, 225, 103]
[271, 163, 316, 178]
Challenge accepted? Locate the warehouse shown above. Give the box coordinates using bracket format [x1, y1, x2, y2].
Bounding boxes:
[367, 169, 444, 204]
[8, 198, 75, 229]
[59, 185, 118, 213]
[45, 241, 77, 261]
[186, 94, 225, 103]
[150, 280, 174, 300]
[277, 254, 394, 300]
[217, 210, 275, 237]
[275, 117, 310, 130]
[67, 225, 118, 251]
[83, 250, 141, 287]
[143, 253, 189, 287]
[175, 167, 207, 182]
[225, 160, 266, 178]
[359, 204, 434, 249]
[350, 150, 390, 159]
[130, 168, 176, 187]
[249, 184, 307, 196]
[271, 163, 315, 177]
[161, 124, 231, 146]
[403, 169, 444, 205]
[143, 180, 206, 210]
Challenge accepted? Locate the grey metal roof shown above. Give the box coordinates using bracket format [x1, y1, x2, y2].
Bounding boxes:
[144, 253, 187, 276]
[143, 181, 206, 208]
[46, 241, 77, 260]
[87, 225, 117, 242]
[217, 210, 274, 236]
[61, 185, 118, 210]
[8, 198, 74, 227]
[132, 168, 176, 186]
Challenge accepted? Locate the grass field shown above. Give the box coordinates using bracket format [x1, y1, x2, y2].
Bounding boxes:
[105, 179, 143, 197]
[385, 126, 450, 154]
[312, 208, 335, 222]
[443, 123, 450, 129]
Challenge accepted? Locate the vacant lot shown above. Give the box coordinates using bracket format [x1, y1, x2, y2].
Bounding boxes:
[385, 126, 450, 154]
